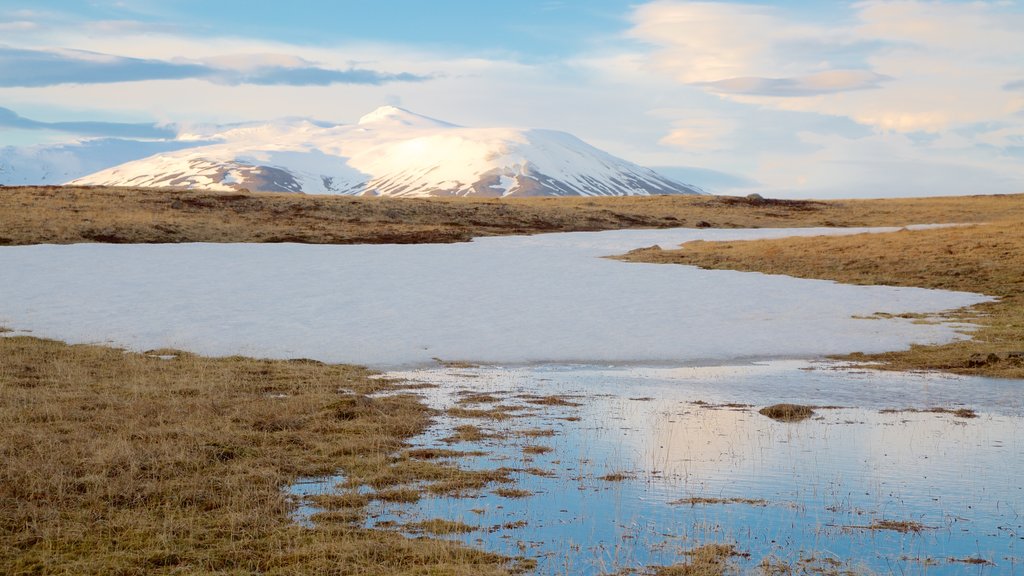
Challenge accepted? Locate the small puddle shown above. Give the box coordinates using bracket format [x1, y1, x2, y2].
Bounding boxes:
[292, 361, 1023, 574]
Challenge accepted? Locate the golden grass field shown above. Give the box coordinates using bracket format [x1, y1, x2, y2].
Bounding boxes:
[3, 186, 1024, 245]
[2, 186, 1023, 574]
[0, 336, 534, 575]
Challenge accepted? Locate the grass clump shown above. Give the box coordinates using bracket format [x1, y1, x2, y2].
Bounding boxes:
[516, 428, 558, 437]
[669, 497, 767, 507]
[456, 393, 503, 405]
[0, 335, 525, 575]
[447, 406, 520, 420]
[758, 404, 815, 422]
[373, 488, 422, 503]
[519, 394, 583, 407]
[405, 519, 478, 535]
[651, 543, 746, 575]
[493, 488, 533, 498]
[441, 424, 494, 444]
[838, 519, 930, 534]
[879, 407, 977, 418]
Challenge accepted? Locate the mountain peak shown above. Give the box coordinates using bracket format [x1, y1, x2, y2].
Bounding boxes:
[69, 110, 704, 197]
[357, 106, 454, 128]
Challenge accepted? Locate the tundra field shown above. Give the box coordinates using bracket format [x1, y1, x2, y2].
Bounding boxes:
[1, 186, 1022, 575]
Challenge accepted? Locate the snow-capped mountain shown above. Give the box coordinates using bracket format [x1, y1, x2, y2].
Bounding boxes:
[70, 106, 703, 197]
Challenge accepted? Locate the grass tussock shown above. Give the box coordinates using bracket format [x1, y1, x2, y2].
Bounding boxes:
[441, 424, 494, 444]
[373, 488, 422, 503]
[758, 404, 816, 422]
[515, 428, 558, 438]
[8, 187, 1024, 247]
[669, 497, 768, 507]
[405, 519, 478, 535]
[0, 335, 527, 575]
[446, 406, 522, 420]
[759, 555, 864, 575]
[620, 220, 1024, 378]
[493, 488, 533, 498]
[518, 394, 583, 407]
[651, 543, 746, 576]
[456, 393, 503, 405]
[599, 472, 635, 482]
[879, 407, 978, 418]
[847, 519, 930, 533]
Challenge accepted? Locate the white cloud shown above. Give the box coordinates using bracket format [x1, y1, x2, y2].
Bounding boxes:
[657, 116, 737, 151]
[0, 21, 37, 31]
[629, 1, 1024, 133]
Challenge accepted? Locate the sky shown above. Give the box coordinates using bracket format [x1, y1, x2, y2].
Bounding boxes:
[1, 0, 1023, 198]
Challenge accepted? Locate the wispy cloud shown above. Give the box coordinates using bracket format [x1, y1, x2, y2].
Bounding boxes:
[0, 46, 431, 88]
[0, 21, 37, 31]
[702, 70, 890, 97]
[0, 106, 176, 139]
[628, 1, 1024, 133]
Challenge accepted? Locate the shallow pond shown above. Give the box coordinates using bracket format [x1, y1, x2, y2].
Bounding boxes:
[295, 361, 1023, 575]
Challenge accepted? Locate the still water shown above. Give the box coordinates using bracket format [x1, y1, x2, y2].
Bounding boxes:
[297, 361, 1023, 575]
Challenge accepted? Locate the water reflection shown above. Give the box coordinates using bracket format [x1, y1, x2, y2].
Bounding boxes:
[296, 361, 1023, 574]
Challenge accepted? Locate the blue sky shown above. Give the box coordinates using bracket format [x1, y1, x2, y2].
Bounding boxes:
[2, 1, 1024, 197]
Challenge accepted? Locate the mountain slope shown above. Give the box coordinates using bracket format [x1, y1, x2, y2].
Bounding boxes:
[71, 106, 703, 197]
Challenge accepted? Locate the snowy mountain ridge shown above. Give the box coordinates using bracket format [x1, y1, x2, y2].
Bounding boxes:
[70, 106, 702, 197]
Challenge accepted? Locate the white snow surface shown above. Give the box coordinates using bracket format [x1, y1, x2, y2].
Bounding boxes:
[69, 106, 701, 197]
[0, 227, 990, 368]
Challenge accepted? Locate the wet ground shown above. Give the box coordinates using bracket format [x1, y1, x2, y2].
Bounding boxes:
[293, 361, 1023, 575]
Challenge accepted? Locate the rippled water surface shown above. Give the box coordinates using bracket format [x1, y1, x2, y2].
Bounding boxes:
[296, 361, 1023, 575]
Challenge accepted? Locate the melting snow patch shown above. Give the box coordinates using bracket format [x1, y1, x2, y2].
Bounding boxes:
[0, 226, 990, 368]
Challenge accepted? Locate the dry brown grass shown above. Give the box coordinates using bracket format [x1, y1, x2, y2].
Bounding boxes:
[652, 544, 746, 576]
[620, 221, 1024, 378]
[669, 497, 768, 507]
[0, 335, 531, 575]
[844, 519, 929, 534]
[405, 519, 478, 535]
[441, 424, 493, 444]
[879, 407, 978, 418]
[758, 404, 816, 422]
[4, 186, 1024, 246]
[518, 394, 583, 407]
[492, 488, 533, 498]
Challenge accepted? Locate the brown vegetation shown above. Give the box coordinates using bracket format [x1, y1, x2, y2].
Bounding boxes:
[849, 519, 930, 533]
[4, 186, 1024, 246]
[620, 218, 1024, 378]
[651, 543, 747, 576]
[669, 497, 768, 506]
[493, 488, 533, 498]
[879, 407, 978, 418]
[598, 472, 636, 482]
[0, 335, 529, 575]
[758, 404, 816, 422]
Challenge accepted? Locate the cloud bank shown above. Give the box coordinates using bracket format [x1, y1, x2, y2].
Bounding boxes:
[0, 46, 429, 88]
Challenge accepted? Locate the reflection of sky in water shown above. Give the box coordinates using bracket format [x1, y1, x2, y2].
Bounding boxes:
[328, 362, 1024, 575]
